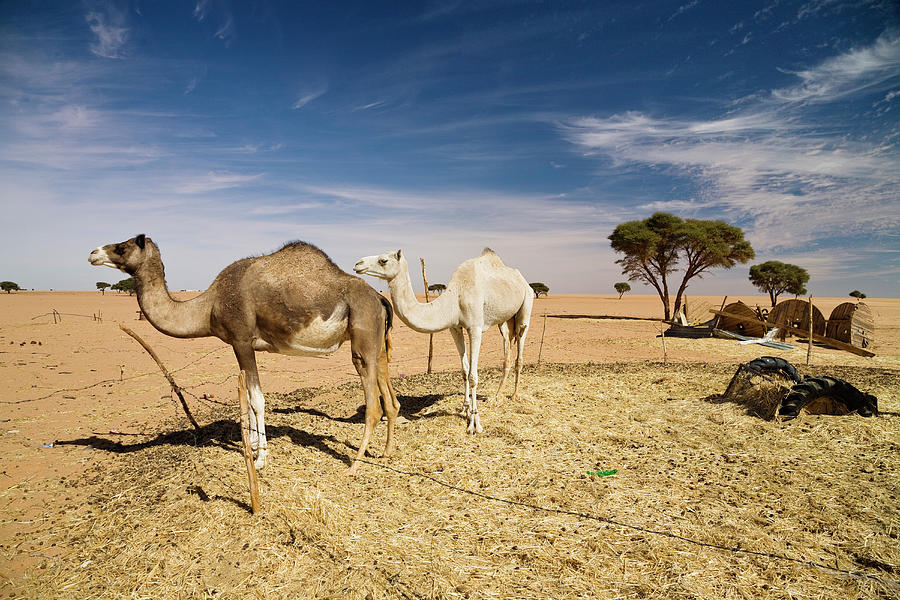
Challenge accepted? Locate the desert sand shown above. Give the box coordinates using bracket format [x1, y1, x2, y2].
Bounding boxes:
[1, 291, 897, 597]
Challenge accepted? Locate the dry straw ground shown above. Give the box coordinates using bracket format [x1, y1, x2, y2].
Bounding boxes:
[1, 292, 898, 599]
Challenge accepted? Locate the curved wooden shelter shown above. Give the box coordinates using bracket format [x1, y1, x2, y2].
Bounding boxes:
[826, 302, 874, 349]
[769, 299, 826, 338]
[716, 301, 766, 337]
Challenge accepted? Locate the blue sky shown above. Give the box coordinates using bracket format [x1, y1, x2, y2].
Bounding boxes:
[1, 1, 898, 297]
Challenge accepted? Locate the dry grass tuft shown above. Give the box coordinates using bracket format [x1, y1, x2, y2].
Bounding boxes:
[14, 362, 899, 599]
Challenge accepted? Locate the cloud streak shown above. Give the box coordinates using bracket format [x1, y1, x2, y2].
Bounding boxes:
[561, 31, 900, 253]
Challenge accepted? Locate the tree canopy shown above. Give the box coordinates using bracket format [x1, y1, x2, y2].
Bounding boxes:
[111, 277, 135, 295]
[427, 283, 446, 294]
[849, 290, 867, 299]
[1, 281, 21, 293]
[529, 282, 549, 298]
[748, 261, 810, 306]
[614, 282, 631, 299]
[609, 212, 754, 320]
[96, 281, 111, 294]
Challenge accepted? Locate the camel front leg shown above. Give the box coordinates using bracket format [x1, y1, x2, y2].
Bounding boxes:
[449, 328, 471, 417]
[234, 346, 268, 471]
[466, 327, 484, 434]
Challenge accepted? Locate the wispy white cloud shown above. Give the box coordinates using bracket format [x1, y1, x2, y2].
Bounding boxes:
[172, 172, 264, 194]
[292, 87, 327, 110]
[772, 31, 900, 103]
[86, 8, 129, 59]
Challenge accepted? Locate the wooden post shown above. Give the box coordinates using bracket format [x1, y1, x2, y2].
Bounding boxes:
[807, 295, 814, 366]
[238, 370, 261, 514]
[660, 321, 668, 363]
[118, 323, 201, 431]
[709, 296, 728, 336]
[420, 258, 434, 374]
[537, 314, 548, 366]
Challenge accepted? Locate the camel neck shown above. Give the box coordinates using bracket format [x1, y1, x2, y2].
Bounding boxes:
[134, 260, 212, 339]
[388, 262, 456, 333]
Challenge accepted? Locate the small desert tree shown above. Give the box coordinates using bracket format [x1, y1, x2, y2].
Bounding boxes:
[530, 282, 549, 298]
[849, 290, 867, 299]
[96, 281, 111, 295]
[428, 283, 446, 294]
[1, 281, 21, 294]
[614, 282, 631, 299]
[112, 277, 135, 296]
[609, 212, 754, 320]
[748, 261, 810, 306]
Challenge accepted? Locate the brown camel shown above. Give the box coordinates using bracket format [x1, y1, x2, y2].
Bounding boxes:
[89, 234, 398, 474]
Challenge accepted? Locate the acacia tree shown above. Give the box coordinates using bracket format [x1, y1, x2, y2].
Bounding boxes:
[96, 281, 111, 295]
[427, 283, 446, 294]
[614, 282, 631, 299]
[1, 281, 21, 293]
[849, 290, 866, 299]
[609, 212, 754, 320]
[112, 277, 135, 295]
[748, 261, 810, 306]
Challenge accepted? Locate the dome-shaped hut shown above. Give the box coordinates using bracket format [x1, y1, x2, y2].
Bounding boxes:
[717, 301, 766, 337]
[826, 302, 874, 349]
[769, 299, 826, 338]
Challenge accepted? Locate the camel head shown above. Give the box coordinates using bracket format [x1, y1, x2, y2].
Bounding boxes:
[354, 250, 405, 281]
[89, 234, 153, 275]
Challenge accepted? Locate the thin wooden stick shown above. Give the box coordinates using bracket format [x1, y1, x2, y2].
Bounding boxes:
[709, 296, 728, 336]
[659, 321, 668, 363]
[118, 323, 201, 431]
[537, 313, 548, 366]
[238, 370, 261, 514]
[807, 295, 814, 366]
[420, 258, 434, 374]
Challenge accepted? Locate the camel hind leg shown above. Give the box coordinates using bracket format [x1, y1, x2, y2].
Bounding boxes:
[345, 300, 388, 475]
[376, 348, 399, 458]
[511, 294, 533, 400]
[492, 317, 516, 401]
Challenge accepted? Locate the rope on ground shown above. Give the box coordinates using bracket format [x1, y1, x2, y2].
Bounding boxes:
[355, 458, 900, 593]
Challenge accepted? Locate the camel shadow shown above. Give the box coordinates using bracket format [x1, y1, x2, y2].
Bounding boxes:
[54, 420, 350, 466]
[272, 392, 450, 422]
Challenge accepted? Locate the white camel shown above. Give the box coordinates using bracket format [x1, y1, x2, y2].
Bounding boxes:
[90, 234, 398, 473]
[354, 248, 532, 434]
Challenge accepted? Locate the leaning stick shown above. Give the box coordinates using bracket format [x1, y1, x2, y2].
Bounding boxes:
[806, 295, 814, 366]
[238, 370, 261, 514]
[118, 323, 201, 431]
[420, 258, 435, 374]
[537, 313, 548, 366]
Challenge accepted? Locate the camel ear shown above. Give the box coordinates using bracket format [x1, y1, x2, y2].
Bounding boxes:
[395, 250, 402, 260]
[135, 234, 146, 250]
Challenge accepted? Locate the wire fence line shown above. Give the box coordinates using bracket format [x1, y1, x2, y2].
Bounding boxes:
[355, 459, 900, 592]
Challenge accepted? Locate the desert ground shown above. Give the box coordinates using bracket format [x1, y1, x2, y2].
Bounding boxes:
[1, 291, 897, 598]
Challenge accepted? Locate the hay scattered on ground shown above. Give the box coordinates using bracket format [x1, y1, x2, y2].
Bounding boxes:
[14, 363, 899, 599]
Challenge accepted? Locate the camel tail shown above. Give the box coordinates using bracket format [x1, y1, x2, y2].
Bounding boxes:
[379, 295, 394, 361]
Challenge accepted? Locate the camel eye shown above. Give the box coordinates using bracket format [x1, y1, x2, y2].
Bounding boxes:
[114, 246, 125, 256]
[378, 259, 387, 265]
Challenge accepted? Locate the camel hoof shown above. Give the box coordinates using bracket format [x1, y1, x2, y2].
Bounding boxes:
[342, 462, 360, 476]
[253, 455, 267, 472]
